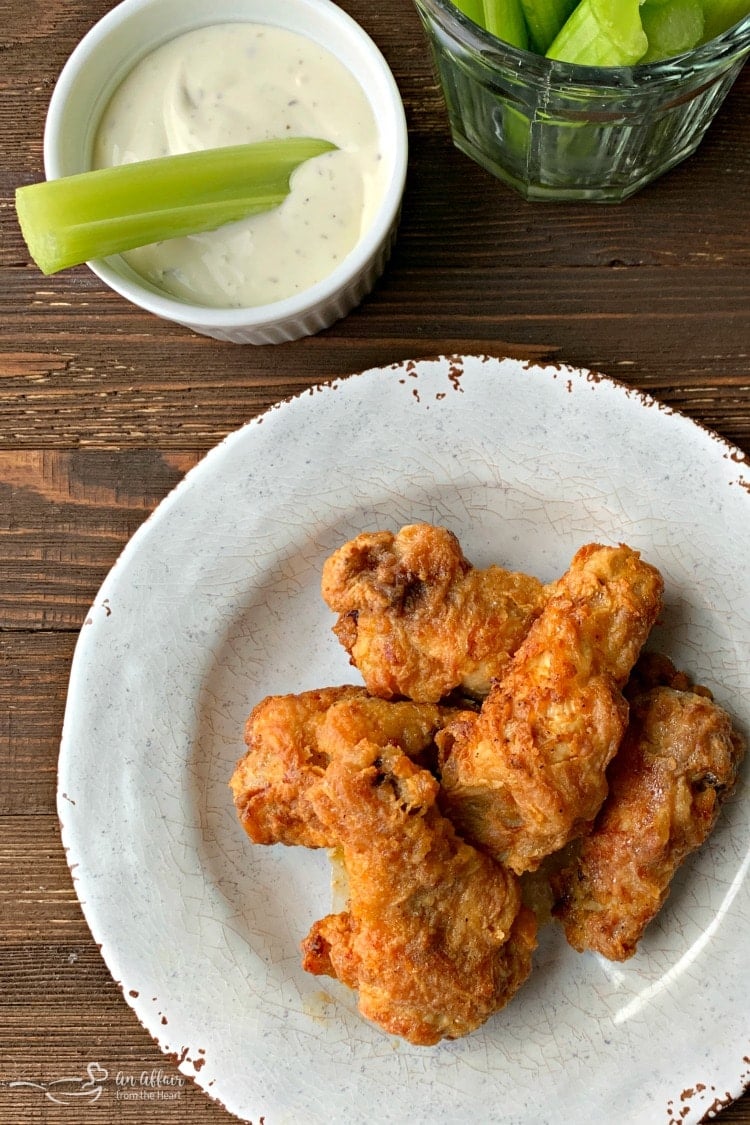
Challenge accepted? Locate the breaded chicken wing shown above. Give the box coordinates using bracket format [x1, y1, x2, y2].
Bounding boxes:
[552, 657, 745, 960]
[300, 741, 537, 1045]
[321, 523, 547, 702]
[436, 543, 664, 873]
[230, 686, 463, 848]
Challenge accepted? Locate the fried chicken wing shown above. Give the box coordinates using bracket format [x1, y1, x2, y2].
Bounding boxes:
[321, 523, 547, 702]
[552, 658, 745, 960]
[300, 741, 537, 1045]
[436, 543, 664, 873]
[230, 686, 463, 848]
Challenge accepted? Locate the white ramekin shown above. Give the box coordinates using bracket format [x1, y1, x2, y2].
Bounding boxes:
[43, 0, 408, 344]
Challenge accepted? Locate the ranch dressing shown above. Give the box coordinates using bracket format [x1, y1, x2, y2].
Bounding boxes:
[93, 23, 386, 308]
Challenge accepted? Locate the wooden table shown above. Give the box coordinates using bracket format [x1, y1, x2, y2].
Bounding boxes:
[2, 1, 748, 1121]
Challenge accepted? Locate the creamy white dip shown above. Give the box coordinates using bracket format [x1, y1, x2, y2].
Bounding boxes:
[93, 23, 386, 308]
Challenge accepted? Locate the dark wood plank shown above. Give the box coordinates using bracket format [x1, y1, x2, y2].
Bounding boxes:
[0, 632, 75, 815]
[0, 451, 199, 630]
[0, 270, 748, 450]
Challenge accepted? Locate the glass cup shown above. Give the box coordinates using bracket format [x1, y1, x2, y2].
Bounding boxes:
[412, 0, 750, 201]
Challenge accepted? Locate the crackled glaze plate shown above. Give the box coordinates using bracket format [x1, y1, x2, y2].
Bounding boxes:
[58, 355, 750, 1125]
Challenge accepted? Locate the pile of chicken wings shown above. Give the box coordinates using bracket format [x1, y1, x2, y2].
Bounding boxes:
[230, 525, 744, 1045]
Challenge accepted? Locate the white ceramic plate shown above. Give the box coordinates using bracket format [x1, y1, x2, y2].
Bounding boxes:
[59, 355, 750, 1125]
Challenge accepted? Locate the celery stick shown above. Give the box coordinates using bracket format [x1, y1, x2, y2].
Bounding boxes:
[482, 0, 530, 48]
[700, 0, 750, 41]
[452, 0, 486, 25]
[547, 0, 648, 64]
[15, 138, 336, 276]
[640, 0, 704, 60]
[519, 0, 578, 52]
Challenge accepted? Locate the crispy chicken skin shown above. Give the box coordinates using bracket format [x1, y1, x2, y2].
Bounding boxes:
[436, 544, 664, 874]
[321, 523, 547, 702]
[300, 741, 537, 1045]
[552, 657, 746, 960]
[230, 686, 463, 848]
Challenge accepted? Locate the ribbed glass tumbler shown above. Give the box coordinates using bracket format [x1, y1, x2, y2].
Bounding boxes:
[413, 0, 750, 201]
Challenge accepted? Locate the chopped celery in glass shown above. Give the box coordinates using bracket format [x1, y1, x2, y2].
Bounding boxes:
[519, 0, 578, 52]
[452, 0, 486, 22]
[547, 0, 647, 64]
[482, 0, 529, 48]
[448, 0, 750, 61]
[640, 0, 704, 61]
[701, 0, 750, 40]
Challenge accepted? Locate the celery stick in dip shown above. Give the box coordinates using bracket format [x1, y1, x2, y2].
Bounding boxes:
[93, 23, 386, 308]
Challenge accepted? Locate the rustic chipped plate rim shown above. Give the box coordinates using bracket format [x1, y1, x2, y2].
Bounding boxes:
[58, 355, 750, 1124]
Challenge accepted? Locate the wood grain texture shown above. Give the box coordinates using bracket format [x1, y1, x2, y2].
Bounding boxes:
[1, 0, 748, 1120]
